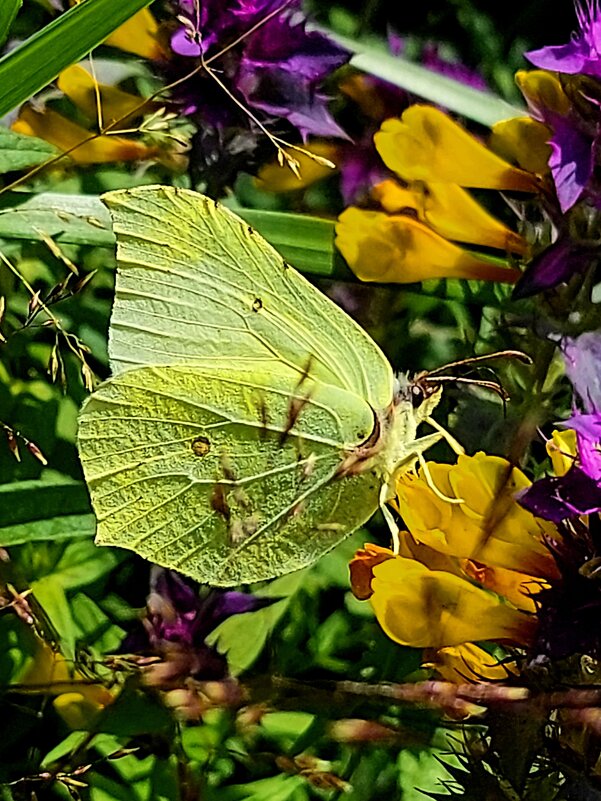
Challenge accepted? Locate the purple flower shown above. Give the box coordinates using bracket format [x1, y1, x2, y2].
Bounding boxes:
[526, 1, 601, 78]
[548, 112, 595, 212]
[169, 1, 349, 141]
[518, 466, 601, 522]
[123, 568, 271, 683]
[512, 235, 594, 298]
[562, 330, 601, 410]
[518, 331, 601, 521]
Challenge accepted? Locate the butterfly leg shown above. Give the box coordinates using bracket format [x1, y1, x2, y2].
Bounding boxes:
[379, 483, 401, 554]
[417, 452, 464, 504]
[424, 416, 465, 455]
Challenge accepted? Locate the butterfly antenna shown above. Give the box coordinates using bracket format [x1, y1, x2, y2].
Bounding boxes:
[425, 349, 532, 377]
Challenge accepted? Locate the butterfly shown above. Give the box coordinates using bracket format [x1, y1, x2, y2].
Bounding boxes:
[77, 185, 447, 586]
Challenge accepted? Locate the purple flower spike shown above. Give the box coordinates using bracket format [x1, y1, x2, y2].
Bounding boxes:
[124, 568, 272, 682]
[526, 1, 601, 78]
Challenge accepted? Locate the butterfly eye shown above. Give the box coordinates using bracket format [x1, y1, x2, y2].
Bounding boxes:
[411, 384, 425, 407]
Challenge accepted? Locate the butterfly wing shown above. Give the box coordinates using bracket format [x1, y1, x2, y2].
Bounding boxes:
[103, 186, 393, 411]
[78, 361, 381, 585]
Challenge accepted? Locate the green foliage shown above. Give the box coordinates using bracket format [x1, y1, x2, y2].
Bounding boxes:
[0, 127, 57, 174]
[0, 0, 154, 118]
[328, 31, 524, 126]
[0, 0, 594, 799]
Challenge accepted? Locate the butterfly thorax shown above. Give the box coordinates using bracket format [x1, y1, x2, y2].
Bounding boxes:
[336, 373, 443, 483]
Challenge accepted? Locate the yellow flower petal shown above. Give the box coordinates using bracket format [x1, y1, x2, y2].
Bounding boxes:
[255, 141, 339, 192]
[335, 208, 521, 284]
[515, 70, 571, 116]
[373, 179, 527, 254]
[374, 106, 538, 192]
[546, 429, 577, 476]
[12, 106, 158, 164]
[490, 117, 552, 174]
[427, 642, 518, 683]
[396, 452, 560, 580]
[104, 8, 164, 60]
[57, 65, 157, 128]
[53, 691, 107, 730]
[370, 556, 536, 648]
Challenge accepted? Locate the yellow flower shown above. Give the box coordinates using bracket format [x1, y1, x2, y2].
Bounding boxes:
[489, 117, 552, 175]
[19, 641, 113, 729]
[12, 105, 158, 164]
[372, 179, 527, 254]
[546, 429, 577, 476]
[395, 452, 559, 581]
[57, 64, 158, 129]
[374, 106, 539, 192]
[425, 642, 518, 683]
[103, 8, 165, 60]
[515, 70, 571, 117]
[255, 141, 339, 192]
[368, 555, 536, 648]
[335, 208, 521, 284]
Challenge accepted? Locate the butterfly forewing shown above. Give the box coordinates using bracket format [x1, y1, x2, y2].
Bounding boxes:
[104, 186, 393, 411]
[78, 361, 381, 585]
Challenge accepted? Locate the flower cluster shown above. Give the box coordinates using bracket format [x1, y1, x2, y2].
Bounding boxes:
[350, 453, 560, 683]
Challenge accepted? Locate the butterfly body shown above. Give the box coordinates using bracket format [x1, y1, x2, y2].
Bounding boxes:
[78, 186, 442, 585]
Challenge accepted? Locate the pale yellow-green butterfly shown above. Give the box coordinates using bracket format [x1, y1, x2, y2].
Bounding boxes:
[77, 185, 446, 586]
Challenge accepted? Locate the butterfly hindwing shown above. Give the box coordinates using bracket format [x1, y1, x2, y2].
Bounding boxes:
[78, 361, 381, 585]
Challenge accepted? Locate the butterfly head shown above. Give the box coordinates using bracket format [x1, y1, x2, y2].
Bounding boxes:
[393, 372, 443, 423]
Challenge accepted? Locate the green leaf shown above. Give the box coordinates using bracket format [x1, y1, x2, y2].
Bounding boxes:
[0, 127, 58, 174]
[327, 31, 524, 126]
[0, 0, 154, 118]
[0, 477, 93, 546]
[208, 571, 308, 674]
[0, 0, 21, 49]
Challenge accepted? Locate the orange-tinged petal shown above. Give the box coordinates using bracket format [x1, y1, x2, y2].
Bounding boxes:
[427, 643, 518, 683]
[255, 141, 339, 192]
[546, 429, 577, 476]
[490, 117, 552, 174]
[463, 560, 543, 613]
[57, 65, 157, 128]
[104, 8, 164, 60]
[373, 179, 527, 254]
[349, 543, 395, 600]
[336, 208, 521, 284]
[515, 70, 571, 116]
[374, 106, 538, 192]
[13, 106, 158, 164]
[370, 556, 536, 648]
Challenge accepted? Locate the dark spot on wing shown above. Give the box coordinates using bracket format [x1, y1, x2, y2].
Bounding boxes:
[252, 297, 263, 312]
[248, 226, 254, 235]
[191, 436, 210, 457]
[211, 484, 230, 523]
